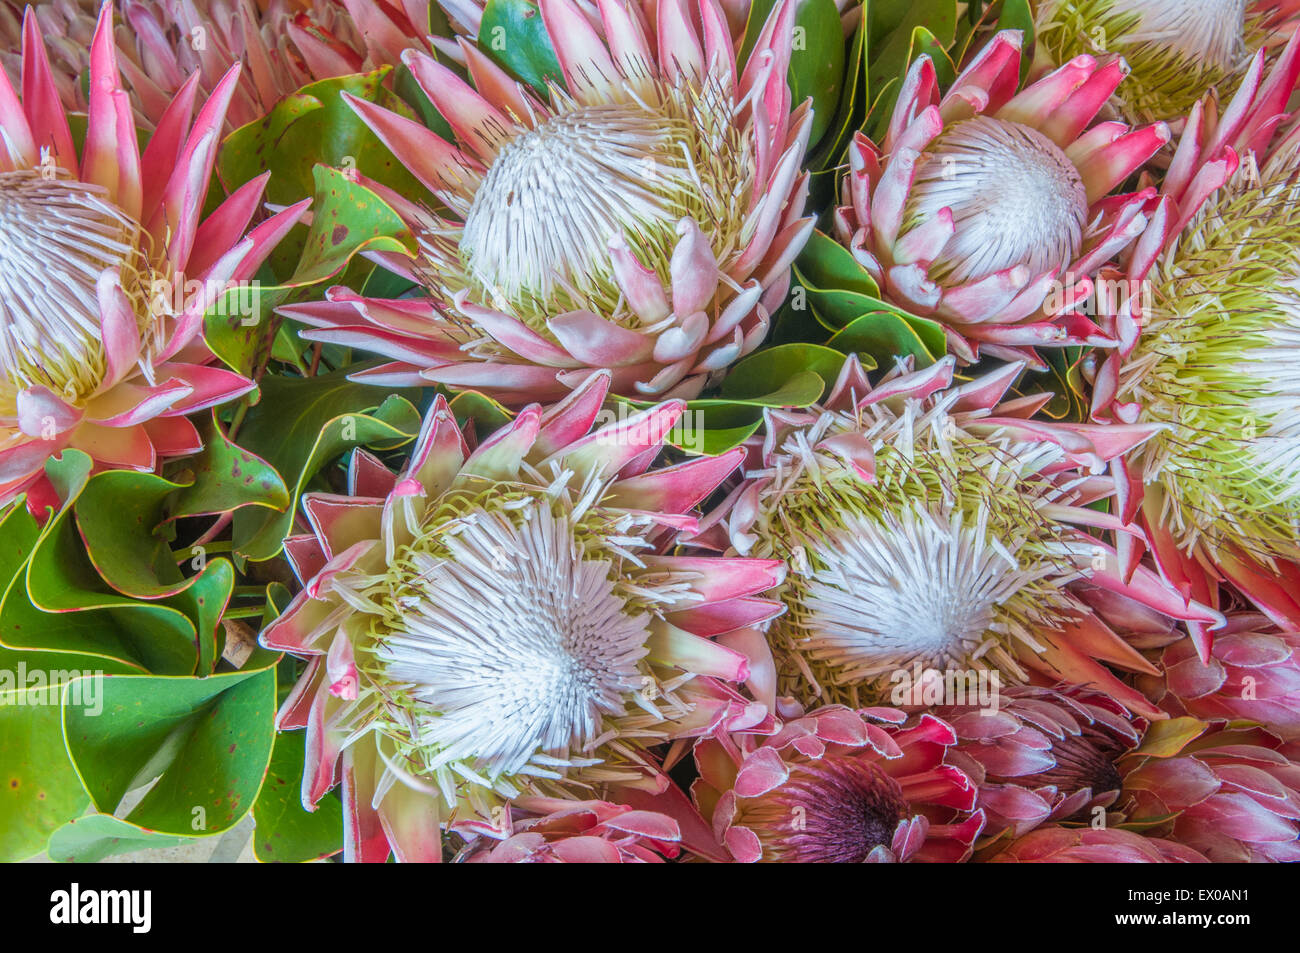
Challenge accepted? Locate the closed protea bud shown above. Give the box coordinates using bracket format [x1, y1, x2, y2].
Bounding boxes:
[1121, 726, 1300, 861]
[1036, 0, 1300, 123]
[0, 5, 305, 509]
[693, 706, 986, 862]
[261, 371, 789, 862]
[1090, 31, 1300, 638]
[281, 0, 814, 404]
[1142, 612, 1300, 739]
[833, 30, 1167, 368]
[989, 825, 1208, 862]
[453, 798, 682, 863]
[936, 685, 1143, 838]
[704, 353, 1221, 717]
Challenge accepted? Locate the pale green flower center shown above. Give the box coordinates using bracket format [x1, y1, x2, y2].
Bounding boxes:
[1123, 165, 1300, 561]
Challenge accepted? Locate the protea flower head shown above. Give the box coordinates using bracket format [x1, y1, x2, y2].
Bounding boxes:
[453, 797, 681, 862]
[1090, 31, 1300, 639]
[280, 0, 814, 403]
[935, 685, 1143, 838]
[1035, 0, 1300, 123]
[833, 29, 1168, 367]
[1121, 726, 1300, 861]
[988, 825, 1207, 862]
[0, 0, 435, 128]
[692, 705, 986, 862]
[260, 371, 788, 862]
[701, 352, 1221, 716]
[0, 4, 305, 509]
[1142, 611, 1300, 739]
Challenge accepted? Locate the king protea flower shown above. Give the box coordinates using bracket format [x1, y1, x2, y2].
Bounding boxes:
[693, 706, 986, 862]
[1142, 611, 1300, 740]
[0, 5, 305, 509]
[833, 29, 1167, 367]
[260, 370, 787, 862]
[936, 685, 1143, 839]
[1090, 31, 1300, 641]
[989, 825, 1207, 862]
[1121, 726, 1300, 861]
[700, 353, 1221, 716]
[0, 0, 434, 128]
[1035, 0, 1300, 123]
[281, 0, 814, 403]
[453, 797, 681, 862]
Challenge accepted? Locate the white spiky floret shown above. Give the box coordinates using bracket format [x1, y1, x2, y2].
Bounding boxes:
[741, 387, 1095, 706]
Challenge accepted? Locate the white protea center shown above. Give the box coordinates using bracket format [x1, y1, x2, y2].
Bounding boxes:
[1123, 0, 1247, 72]
[422, 78, 753, 329]
[0, 168, 149, 404]
[904, 115, 1089, 285]
[747, 402, 1094, 706]
[800, 508, 1034, 681]
[460, 103, 696, 306]
[375, 506, 650, 777]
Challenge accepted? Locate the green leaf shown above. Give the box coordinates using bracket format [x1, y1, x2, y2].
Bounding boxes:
[168, 414, 291, 521]
[62, 667, 277, 837]
[203, 281, 291, 378]
[865, 0, 959, 133]
[231, 373, 421, 560]
[0, 683, 89, 861]
[796, 228, 881, 299]
[449, 390, 513, 441]
[805, 13, 869, 179]
[827, 309, 945, 367]
[75, 471, 190, 599]
[793, 230, 945, 366]
[46, 814, 194, 863]
[478, 0, 565, 96]
[722, 343, 848, 398]
[290, 165, 416, 286]
[17, 466, 202, 675]
[252, 730, 344, 863]
[217, 69, 428, 278]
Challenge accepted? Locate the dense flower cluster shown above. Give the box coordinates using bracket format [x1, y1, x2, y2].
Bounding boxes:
[1, 0, 1298, 867]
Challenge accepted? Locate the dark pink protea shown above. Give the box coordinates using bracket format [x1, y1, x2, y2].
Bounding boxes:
[0, 5, 305, 509]
[989, 826, 1208, 863]
[833, 29, 1168, 368]
[453, 797, 681, 863]
[0, 0, 434, 128]
[1142, 611, 1300, 740]
[695, 353, 1221, 717]
[1122, 727, 1300, 862]
[692, 706, 986, 862]
[936, 685, 1144, 838]
[261, 370, 787, 862]
[1089, 30, 1300, 649]
[281, 0, 814, 403]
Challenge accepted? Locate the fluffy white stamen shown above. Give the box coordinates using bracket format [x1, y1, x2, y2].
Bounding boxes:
[376, 506, 650, 778]
[1123, 0, 1247, 72]
[0, 169, 146, 400]
[905, 115, 1089, 285]
[460, 103, 693, 304]
[798, 507, 1037, 681]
